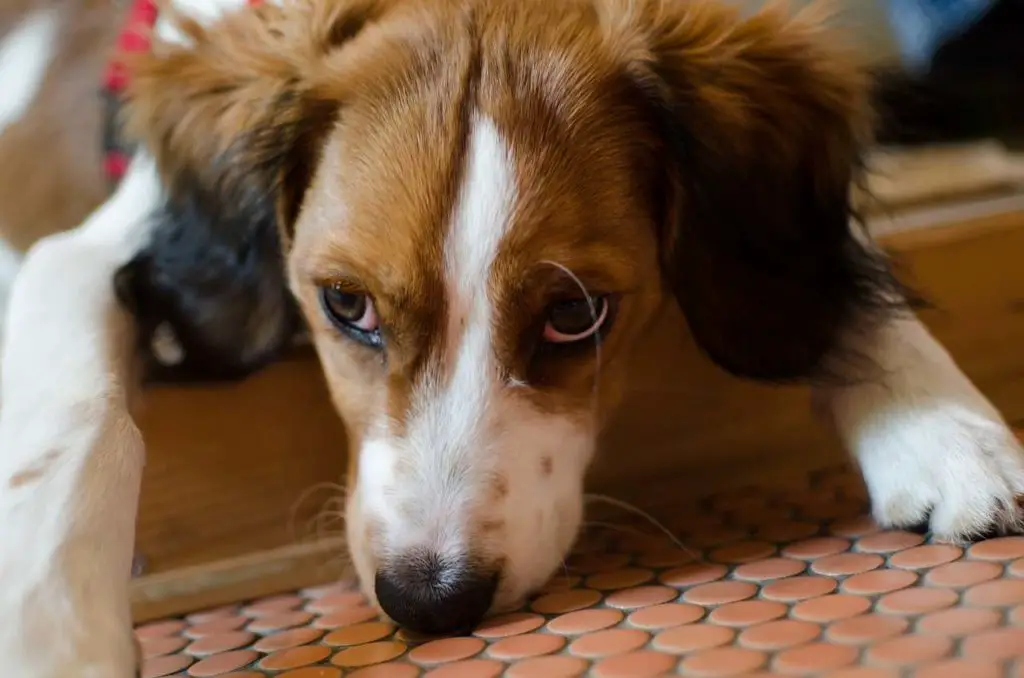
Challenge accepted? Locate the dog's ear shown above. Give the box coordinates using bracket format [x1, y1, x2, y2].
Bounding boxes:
[113, 0, 385, 380]
[605, 1, 905, 382]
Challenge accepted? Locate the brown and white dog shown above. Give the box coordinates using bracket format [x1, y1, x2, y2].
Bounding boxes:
[1, 0, 1023, 673]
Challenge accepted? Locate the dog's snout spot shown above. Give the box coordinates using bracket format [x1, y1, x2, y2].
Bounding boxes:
[490, 475, 508, 499]
[480, 519, 505, 535]
[375, 552, 498, 635]
[541, 456, 553, 477]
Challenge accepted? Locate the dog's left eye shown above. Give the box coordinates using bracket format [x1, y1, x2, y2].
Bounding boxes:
[320, 285, 382, 348]
[542, 296, 610, 344]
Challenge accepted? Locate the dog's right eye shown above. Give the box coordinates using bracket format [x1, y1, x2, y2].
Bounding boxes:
[319, 285, 382, 348]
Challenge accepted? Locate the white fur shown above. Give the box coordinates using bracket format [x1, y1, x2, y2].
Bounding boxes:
[350, 115, 594, 611]
[0, 8, 60, 345]
[0, 151, 160, 678]
[822, 313, 1024, 541]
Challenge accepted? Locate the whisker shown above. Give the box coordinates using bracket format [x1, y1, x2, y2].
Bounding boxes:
[584, 493, 700, 560]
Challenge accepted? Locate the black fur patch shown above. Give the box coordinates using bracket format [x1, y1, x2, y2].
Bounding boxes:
[114, 171, 299, 384]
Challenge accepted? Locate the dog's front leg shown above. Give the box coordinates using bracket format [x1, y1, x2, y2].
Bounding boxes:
[0, 158, 161, 677]
[819, 311, 1024, 542]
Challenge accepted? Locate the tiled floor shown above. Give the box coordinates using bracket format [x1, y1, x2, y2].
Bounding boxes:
[136, 464, 1024, 677]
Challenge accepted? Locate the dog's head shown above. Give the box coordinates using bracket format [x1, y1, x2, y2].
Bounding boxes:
[124, 0, 895, 633]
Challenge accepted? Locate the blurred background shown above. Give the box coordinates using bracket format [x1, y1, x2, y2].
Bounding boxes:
[737, 0, 1024, 148]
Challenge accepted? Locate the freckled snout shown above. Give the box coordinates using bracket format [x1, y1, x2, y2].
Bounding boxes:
[375, 552, 498, 635]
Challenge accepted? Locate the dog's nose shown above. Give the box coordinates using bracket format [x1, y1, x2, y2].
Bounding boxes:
[375, 553, 498, 635]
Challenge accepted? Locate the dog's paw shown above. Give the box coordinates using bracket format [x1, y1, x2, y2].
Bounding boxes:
[857, 407, 1024, 543]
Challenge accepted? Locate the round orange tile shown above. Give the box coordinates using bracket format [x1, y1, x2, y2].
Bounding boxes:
[604, 585, 676, 609]
[244, 595, 304, 617]
[141, 635, 188, 658]
[408, 638, 485, 665]
[568, 629, 650, 658]
[185, 616, 249, 638]
[732, 557, 806, 581]
[964, 579, 1024, 606]
[259, 646, 332, 671]
[842, 569, 917, 595]
[591, 650, 676, 678]
[866, 636, 953, 666]
[322, 622, 394, 647]
[659, 563, 728, 587]
[247, 610, 314, 634]
[811, 552, 883, 576]
[627, 602, 704, 629]
[253, 627, 325, 653]
[682, 580, 757, 606]
[829, 515, 880, 538]
[680, 647, 767, 676]
[916, 660, 1003, 678]
[137, 620, 187, 639]
[825, 614, 908, 645]
[792, 594, 871, 622]
[331, 641, 408, 667]
[186, 606, 239, 624]
[313, 606, 379, 629]
[472, 612, 544, 638]
[530, 589, 601, 614]
[184, 631, 255, 657]
[141, 653, 193, 678]
[856, 531, 925, 553]
[917, 607, 1001, 636]
[546, 608, 624, 635]
[652, 624, 735, 653]
[422, 659, 503, 678]
[346, 663, 419, 678]
[961, 627, 1024, 660]
[773, 643, 858, 673]
[306, 593, 367, 615]
[877, 587, 958, 615]
[737, 620, 820, 650]
[761, 575, 837, 602]
[504, 655, 588, 677]
[925, 560, 1002, 588]
[969, 536, 1024, 560]
[889, 545, 962, 569]
[782, 537, 850, 559]
[187, 649, 260, 676]
[708, 600, 787, 627]
[487, 633, 565, 660]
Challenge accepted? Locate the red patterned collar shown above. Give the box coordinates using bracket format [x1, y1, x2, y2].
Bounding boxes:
[101, 0, 261, 185]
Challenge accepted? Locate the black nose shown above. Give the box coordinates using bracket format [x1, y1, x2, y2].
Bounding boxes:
[375, 553, 498, 635]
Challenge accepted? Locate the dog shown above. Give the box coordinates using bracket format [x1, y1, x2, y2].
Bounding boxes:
[1, 0, 1023, 673]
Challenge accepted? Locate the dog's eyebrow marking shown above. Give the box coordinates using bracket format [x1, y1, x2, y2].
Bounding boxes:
[490, 474, 509, 499]
[541, 456, 553, 477]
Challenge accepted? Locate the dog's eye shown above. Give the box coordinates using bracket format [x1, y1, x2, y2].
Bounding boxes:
[542, 296, 609, 344]
[320, 285, 382, 348]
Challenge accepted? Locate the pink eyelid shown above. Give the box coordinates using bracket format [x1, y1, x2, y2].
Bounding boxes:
[542, 298, 609, 344]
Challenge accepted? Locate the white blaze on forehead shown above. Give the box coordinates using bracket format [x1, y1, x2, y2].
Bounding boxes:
[358, 114, 518, 556]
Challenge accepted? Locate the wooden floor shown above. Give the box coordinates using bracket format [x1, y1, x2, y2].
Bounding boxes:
[129, 142, 1024, 622]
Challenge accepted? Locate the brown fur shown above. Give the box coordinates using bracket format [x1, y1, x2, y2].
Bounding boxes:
[0, 0, 123, 252]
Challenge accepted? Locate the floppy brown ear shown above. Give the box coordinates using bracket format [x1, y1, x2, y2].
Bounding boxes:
[110, 0, 387, 380]
[122, 0, 386, 245]
[611, 1, 907, 382]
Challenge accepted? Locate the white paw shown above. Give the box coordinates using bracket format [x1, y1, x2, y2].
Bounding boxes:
[854, 405, 1024, 543]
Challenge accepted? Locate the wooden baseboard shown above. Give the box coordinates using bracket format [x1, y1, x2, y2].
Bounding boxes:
[130, 195, 1024, 621]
